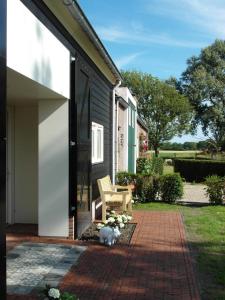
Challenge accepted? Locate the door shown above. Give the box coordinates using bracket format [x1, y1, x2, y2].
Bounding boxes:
[70, 55, 92, 238]
[128, 102, 136, 173]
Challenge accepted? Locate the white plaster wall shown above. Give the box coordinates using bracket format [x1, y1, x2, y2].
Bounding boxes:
[7, 0, 70, 98]
[6, 107, 15, 224]
[38, 100, 69, 237]
[118, 105, 128, 172]
[14, 106, 38, 223]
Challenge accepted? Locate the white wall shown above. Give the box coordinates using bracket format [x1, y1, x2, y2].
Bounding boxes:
[38, 100, 69, 237]
[7, 0, 70, 99]
[6, 107, 15, 224]
[14, 106, 38, 223]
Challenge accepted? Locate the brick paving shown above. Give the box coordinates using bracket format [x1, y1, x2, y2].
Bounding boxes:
[7, 211, 200, 300]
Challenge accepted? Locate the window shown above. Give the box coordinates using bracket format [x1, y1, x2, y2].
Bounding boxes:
[132, 110, 135, 128]
[128, 107, 131, 126]
[92, 122, 104, 164]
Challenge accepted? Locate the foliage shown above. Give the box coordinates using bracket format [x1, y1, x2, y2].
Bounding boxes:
[136, 158, 152, 174]
[180, 39, 225, 151]
[42, 285, 78, 300]
[151, 157, 164, 175]
[116, 172, 138, 185]
[121, 70, 193, 155]
[142, 175, 160, 202]
[174, 159, 225, 182]
[160, 141, 210, 151]
[116, 172, 143, 199]
[160, 173, 183, 203]
[205, 175, 225, 205]
[136, 157, 163, 175]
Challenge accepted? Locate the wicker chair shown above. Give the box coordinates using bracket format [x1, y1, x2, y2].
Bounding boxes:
[97, 175, 132, 222]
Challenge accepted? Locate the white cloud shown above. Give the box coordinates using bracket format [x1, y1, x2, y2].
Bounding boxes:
[115, 52, 143, 69]
[145, 0, 225, 38]
[96, 25, 205, 48]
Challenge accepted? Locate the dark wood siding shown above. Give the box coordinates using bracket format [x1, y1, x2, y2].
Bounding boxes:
[0, 0, 7, 298]
[91, 73, 112, 200]
[73, 52, 113, 203]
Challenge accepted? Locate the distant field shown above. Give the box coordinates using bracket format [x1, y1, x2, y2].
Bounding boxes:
[148, 150, 201, 158]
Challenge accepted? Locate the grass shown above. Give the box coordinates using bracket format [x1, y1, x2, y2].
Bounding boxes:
[163, 165, 174, 174]
[148, 150, 225, 161]
[134, 202, 225, 300]
[148, 150, 200, 159]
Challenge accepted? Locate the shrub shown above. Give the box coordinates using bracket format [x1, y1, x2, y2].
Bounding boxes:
[141, 175, 160, 202]
[160, 173, 183, 203]
[152, 157, 164, 175]
[205, 175, 225, 205]
[116, 172, 143, 198]
[136, 158, 152, 174]
[116, 172, 137, 185]
[136, 157, 163, 175]
[174, 159, 225, 182]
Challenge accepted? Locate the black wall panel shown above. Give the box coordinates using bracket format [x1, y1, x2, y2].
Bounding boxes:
[0, 0, 7, 298]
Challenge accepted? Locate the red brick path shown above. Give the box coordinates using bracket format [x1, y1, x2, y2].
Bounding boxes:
[61, 211, 200, 300]
[7, 211, 200, 300]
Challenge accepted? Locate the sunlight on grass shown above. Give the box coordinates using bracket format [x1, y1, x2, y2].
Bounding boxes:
[163, 165, 174, 174]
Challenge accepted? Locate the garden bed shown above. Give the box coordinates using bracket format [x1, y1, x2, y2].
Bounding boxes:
[79, 223, 136, 245]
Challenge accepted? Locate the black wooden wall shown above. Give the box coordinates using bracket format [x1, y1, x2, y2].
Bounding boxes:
[91, 72, 113, 201]
[0, 0, 7, 298]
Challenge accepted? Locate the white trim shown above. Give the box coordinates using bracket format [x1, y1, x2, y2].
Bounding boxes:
[92, 122, 104, 164]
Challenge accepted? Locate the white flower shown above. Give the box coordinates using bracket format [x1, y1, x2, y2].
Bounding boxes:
[48, 288, 60, 299]
[117, 216, 123, 223]
[131, 200, 135, 204]
[96, 223, 104, 230]
[121, 215, 128, 223]
[110, 210, 116, 214]
[119, 223, 125, 229]
[127, 216, 132, 221]
[106, 212, 110, 216]
[108, 217, 115, 223]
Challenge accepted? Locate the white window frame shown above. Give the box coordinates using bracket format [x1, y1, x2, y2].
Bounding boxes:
[92, 122, 104, 164]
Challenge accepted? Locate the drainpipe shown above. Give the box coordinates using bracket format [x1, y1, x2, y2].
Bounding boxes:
[112, 80, 121, 184]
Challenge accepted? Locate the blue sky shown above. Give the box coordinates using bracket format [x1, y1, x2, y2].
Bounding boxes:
[78, 0, 225, 142]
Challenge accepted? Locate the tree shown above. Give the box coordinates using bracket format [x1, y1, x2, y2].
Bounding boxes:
[121, 71, 193, 156]
[180, 40, 225, 151]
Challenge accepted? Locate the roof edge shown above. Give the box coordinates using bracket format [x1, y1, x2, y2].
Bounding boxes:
[137, 115, 148, 132]
[63, 0, 122, 82]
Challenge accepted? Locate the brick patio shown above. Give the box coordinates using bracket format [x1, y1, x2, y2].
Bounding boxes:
[7, 211, 200, 300]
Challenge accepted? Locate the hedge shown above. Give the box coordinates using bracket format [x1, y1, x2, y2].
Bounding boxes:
[174, 159, 225, 182]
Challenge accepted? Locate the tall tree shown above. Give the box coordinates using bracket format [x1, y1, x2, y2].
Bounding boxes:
[121, 71, 193, 156]
[180, 39, 225, 151]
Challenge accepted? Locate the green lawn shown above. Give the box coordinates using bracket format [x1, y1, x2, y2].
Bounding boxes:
[148, 150, 225, 161]
[148, 150, 200, 158]
[134, 202, 225, 300]
[163, 165, 174, 174]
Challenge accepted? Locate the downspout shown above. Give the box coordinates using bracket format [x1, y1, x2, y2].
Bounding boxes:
[112, 80, 121, 184]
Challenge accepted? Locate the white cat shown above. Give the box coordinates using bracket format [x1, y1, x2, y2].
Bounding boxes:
[99, 226, 121, 246]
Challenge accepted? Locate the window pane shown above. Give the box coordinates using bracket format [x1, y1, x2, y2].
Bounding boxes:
[92, 129, 95, 160]
[97, 129, 102, 159]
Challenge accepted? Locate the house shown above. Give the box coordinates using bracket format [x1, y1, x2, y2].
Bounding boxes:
[114, 87, 137, 174]
[137, 115, 149, 158]
[1, 0, 122, 250]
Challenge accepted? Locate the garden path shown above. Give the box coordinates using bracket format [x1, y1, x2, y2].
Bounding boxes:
[7, 211, 200, 300]
[180, 183, 209, 204]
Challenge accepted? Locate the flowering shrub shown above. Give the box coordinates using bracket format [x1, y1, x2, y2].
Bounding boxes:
[43, 285, 78, 300]
[96, 210, 132, 230]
